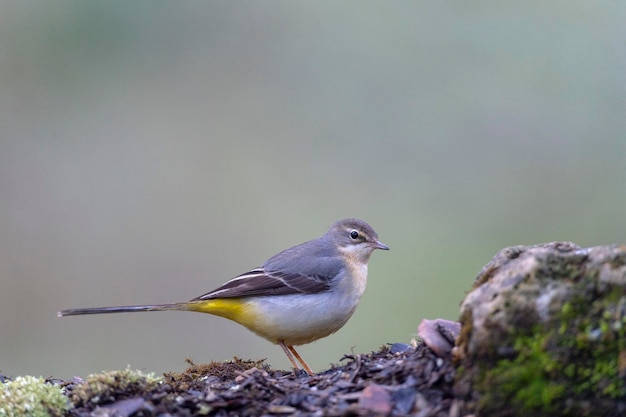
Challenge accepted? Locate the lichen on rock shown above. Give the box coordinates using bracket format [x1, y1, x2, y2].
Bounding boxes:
[69, 367, 161, 407]
[0, 376, 70, 417]
[454, 242, 626, 416]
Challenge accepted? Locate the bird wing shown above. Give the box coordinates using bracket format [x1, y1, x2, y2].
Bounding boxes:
[190, 268, 332, 301]
[192, 238, 345, 301]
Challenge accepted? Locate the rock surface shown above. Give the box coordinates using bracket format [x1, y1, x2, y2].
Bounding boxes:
[455, 242, 626, 416]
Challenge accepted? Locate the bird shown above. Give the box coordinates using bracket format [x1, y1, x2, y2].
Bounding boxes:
[58, 218, 389, 374]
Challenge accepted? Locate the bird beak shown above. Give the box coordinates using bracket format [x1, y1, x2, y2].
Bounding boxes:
[373, 240, 390, 250]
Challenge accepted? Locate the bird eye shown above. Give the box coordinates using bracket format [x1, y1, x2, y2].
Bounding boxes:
[350, 230, 359, 240]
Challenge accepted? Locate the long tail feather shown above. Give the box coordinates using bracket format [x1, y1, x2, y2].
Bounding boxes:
[57, 303, 187, 317]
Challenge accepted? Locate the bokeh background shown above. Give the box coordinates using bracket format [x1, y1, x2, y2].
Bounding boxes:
[2, 2, 625, 379]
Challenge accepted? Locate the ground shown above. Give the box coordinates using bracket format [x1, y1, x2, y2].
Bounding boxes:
[52, 341, 456, 416]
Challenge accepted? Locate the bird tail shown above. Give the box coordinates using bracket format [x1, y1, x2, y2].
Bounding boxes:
[58, 299, 248, 324]
[57, 303, 188, 317]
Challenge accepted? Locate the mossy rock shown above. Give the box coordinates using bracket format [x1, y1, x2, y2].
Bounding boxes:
[455, 242, 626, 416]
[0, 376, 70, 417]
[70, 368, 161, 407]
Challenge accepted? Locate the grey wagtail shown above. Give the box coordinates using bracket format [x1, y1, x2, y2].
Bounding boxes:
[58, 218, 388, 375]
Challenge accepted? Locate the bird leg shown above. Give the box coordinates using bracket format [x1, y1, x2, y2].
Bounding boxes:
[279, 340, 313, 375]
[288, 344, 314, 375]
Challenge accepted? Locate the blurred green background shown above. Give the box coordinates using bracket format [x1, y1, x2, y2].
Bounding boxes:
[1, 2, 625, 379]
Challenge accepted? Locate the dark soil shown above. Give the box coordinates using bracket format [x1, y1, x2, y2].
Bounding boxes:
[60, 342, 457, 416]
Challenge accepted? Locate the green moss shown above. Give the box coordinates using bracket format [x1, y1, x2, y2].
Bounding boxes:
[476, 329, 566, 414]
[71, 367, 161, 407]
[474, 285, 626, 416]
[0, 376, 70, 417]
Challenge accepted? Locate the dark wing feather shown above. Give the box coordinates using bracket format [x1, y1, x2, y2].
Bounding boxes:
[192, 237, 343, 301]
[190, 268, 330, 301]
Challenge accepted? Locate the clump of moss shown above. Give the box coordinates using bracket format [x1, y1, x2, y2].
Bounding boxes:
[0, 376, 70, 417]
[561, 287, 626, 400]
[476, 328, 565, 414]
[473, 282, 626, 415]
[71, 367, 161, 407]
